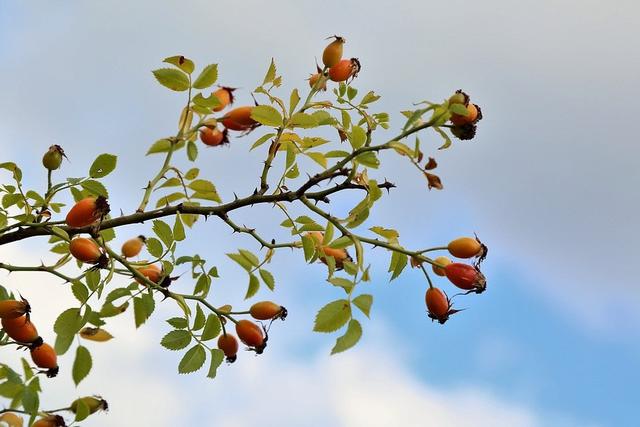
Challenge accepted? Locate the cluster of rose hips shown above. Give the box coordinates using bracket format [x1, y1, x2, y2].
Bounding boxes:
[0, 298, 59, 378]
[0, 396, 108, 426]
[309, 35, 360, 89]
[448, 90, 483, 141]
[197, 35, 359, 149]
[419, 236, 487, 324]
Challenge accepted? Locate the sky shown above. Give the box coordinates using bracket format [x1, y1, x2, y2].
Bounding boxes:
[1, 0, 639, 426]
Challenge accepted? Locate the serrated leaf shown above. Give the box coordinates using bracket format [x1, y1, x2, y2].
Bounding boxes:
[354, 152, 380, 169]
[146, 237, 163, 258]
[302, 234, 316, 262]
[89, 153, 117, 178]
[201, 315, 222, 341]
[71, 281, 89, 304]
[178, 345, 206, 374]
[147, 139, 184, 155]
[389, 251, 408, 281]
[250, 133, 275, 151]
[74, 398, 91, 421]
[173, 214, 186, 241]
[352, 294, 373, 318]
[54, 308, 84, 336]
[328, 236, 353, 249]
[161, 330, 192, 351]
[369, 226, 399, 241]
[289, 88, 301, 115]
[192, 64, 218, 89]
[166, 317, 188, 329]
[251, 105, 283, 127]
[163, 55, 195, 74]
[207, 349, 225, 379]
[193, 304, 206, 331]
[262, 58, 277, 85]
[289, 113, 317, 129]
[307, 152, 327, 168]
[72, 345, 92, 386]
[349, 125, 367, 150]
[314, 299, 351, 333]
[152, 220, 173, 247]
[331, 319, 362, 354]
[239, 249, 260, 267]
[187, 140, 198, 161]
[80, 179, 108, 197]
[152, 68, 190, 91]
[133, 294, 155, 328]
[245, 274, 260, 299]
[259, 269, 275, 291]
[21, 386, 39, 413]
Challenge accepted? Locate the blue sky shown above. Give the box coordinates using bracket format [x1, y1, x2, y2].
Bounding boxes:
[1, 1, 639, 426]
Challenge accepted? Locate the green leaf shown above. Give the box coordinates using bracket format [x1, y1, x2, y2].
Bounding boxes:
[194, 273, 211, 296]
[192, 64, 218, 89]
[239, 249, 260, 267]
[389, 251, 408, 281]
[301, 234, 316, 262]
[152, 68, 190, 91]
[178, 345, 206, 374]
[289, 88, 301, 115]
[54, 333, 75, 356]
[307, 152, 327, 168]
[152, 220, 173, 247]
[173, 214, 186, 241]
[80, 179, 108, 197]
[227, 253, 253, 272]
[201, 315, 222, 341]
[289, 113, 317, 129]
[193, 304, 206, 331]
[161, 330, 192, 351]
[349, 125, 367, 150]
[352, 294, 373, 318]
[185, 168, 199, 180]
[331, 319, 362, 354]
[74, 398, 91, 421]
[166, 317, 188, 329]
[134, 294, 155, 328]
[347, 86, 358, 100]
[360, 91, 381, 105]
[72, 345, 92, 386]
[245, 273, 260, 299]
[147, 139, 184, 155]
[192, 93, 221, 108]
[146, 237, 163, 258]
[328, 236, 353, 249]
[187, 140, 198, 161]
[89, 153, 117, 178]
[329, 277, 354, 293]
[71, 281, 89, 304]
[251, 105, 283, 127]
[262, 58, 277, 84]
[250, 133, 275, 151]
[259, 269, 275, 291]
[314, 299, 351, 333]
[207, 349, 225, 379]
[54, 308, 85, 336]
[21, 386, 39, 413]
[369, 226, 399, 241]
[163, 55, 195, 74]
[354, 152, 380, 169]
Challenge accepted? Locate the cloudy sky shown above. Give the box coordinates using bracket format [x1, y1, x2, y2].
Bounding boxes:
[1, 1, 639, 426]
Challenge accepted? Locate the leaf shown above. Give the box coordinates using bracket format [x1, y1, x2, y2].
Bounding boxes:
[331, 319, 362, 354]
[187, 140, 198, 161]
[207, 349, 225, 379]
[163, 55, 195, 74]
[80, 179, 108, 198]
[251, 105, 283, 127]
[54, 308, 85, 336]
[74, 398, 91, 421]
[369, 226, 399, 241]
[152, 68, 190, 91]
[250, 133, 275, 151]
[71, 281, 89, 304]
[301, 234, 316, 262]
[152, 220, 173, 247]
[349, 125, 367, 150]
[185, 167, 199, 180]
[21, 386, 39, 413]
[89, 153, 117, 178]
[306, 152, 327, 168]
[313, 299, 351, 333]
[389, 251, 408, 281]
[245, 274, 260, 299]
[201, 315, 222, 341]
[146, 237, 163, 258]
[289, 113, 317, 129]
[259, 269, 275, 291]
[192, 92, 222, 108]
[227, 253, 253, 271]
[178, 345, 206, 374]
[54, 333, 75, 356]
[161, 330, 192, 351]
[192, 64, 218, 89]
[166, 317, 188, 329]
[72, 345, 92, 386]
[147, 139, 183, 155]
[354, 152, 380, 169]
[173, 214, 186, 241]
[239, 249, 260, 267]
[133, 294, 155, 328]
[289, 88, 301, 114]
[262, 58, 277, 84]
[192, 304, 206, 331]
[360, 90, 381, 105]
[352, 294, 373, 318]
[328, 236, 353, 249]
